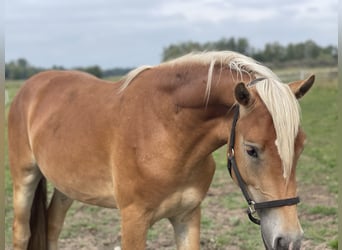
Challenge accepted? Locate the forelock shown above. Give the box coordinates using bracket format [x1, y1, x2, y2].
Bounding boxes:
[255, 79, 300, 180]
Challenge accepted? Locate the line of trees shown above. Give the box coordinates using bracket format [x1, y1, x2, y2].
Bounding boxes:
[5, 37, 337, 80]
[5, 60, 133, 80]
[5, 59, 44, 80]
[162, 38, 337, 67]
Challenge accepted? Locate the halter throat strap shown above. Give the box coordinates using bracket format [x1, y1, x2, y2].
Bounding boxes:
[227, 105, 300, 225]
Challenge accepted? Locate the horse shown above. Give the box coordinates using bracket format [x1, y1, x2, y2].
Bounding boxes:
[8, 51, 315, 250]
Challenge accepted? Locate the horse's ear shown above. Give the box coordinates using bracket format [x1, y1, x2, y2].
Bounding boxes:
[234, 82, 253, 106]
[288, 75, 315, 99]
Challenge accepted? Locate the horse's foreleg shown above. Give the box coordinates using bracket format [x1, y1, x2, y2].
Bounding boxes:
[47, 188, 73, 250]
[120, 206, 152, 250]
[170, 206, 201, 250]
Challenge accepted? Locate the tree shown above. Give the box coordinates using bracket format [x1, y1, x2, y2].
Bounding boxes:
[74, 66, 103, 78]
[263, 42, 286, 62]
[303, 40, 320, 59]
[162, 41, 203, 61]
[84, 66, 103, 78]
[236, 38, 250, 55]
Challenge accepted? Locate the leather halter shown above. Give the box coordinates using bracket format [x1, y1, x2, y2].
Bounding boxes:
[227, 101, 300, 225]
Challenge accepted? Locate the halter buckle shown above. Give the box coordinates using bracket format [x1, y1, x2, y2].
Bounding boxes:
[228, 148, 235, 158]
[247, 201, 256, 215]
[247, 201, 261, 225]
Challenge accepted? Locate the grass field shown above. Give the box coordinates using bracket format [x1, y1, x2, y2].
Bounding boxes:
[4, 70, 338, 250]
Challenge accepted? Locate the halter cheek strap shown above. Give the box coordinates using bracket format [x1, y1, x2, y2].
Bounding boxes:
[227, 105, 300, 225]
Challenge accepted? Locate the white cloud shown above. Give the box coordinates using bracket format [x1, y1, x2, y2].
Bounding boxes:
[156, 0, 277, 23]
[282, 0, 337, 22]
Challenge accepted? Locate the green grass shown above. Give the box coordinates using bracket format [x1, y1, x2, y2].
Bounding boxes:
[308, 206, 337, 216]
[329, 239, 338, 249]
[4, 71, 337, 249]
[298, 83, 338, 194]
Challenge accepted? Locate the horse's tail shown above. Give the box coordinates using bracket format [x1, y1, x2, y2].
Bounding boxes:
[27, 177, 48, 250]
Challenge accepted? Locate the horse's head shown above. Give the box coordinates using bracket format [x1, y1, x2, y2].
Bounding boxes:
[230, 75, 315, 250]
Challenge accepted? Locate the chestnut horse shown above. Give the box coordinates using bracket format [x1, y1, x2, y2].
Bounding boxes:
[8, 51, 314, 250]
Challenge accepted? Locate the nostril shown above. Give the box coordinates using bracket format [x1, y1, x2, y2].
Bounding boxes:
[275, 236, 288, 250]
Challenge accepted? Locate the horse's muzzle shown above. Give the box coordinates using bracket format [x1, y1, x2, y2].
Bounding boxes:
[273, 235, 302, 250]
[261, 221, 303, 250]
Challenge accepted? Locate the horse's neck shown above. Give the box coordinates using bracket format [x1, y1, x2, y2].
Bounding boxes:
[169, 64, 236, 109]
[119, 64, 246, 167]
[157, 64, 244, 150]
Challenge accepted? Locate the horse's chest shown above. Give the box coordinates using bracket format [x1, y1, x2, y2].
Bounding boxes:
[150, 158, 215, 221]
[153, 187, 203, 221]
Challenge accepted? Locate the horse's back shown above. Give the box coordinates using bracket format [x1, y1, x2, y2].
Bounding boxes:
[9, 70, 109, 123]
[9, 70, 115, 154]
[8, 70, 120, 207]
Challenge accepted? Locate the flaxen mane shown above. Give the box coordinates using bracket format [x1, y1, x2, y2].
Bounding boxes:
[120, 51, 300, 179]
[255, 79, 300, 179]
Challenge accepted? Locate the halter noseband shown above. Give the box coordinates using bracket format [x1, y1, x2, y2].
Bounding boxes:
[227, 103, 300, 225]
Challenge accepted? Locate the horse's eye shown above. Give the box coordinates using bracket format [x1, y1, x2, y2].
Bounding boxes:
[246, 147, 258, 158]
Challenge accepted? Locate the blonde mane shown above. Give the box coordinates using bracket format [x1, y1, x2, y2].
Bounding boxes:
[121, 51, 300, 179]
[119, 65, 152, 92]
[120, 51, 279, 91]
[255, 79, 300, 179]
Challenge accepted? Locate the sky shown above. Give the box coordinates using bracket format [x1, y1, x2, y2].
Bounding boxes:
[5, 0, 338, 69]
